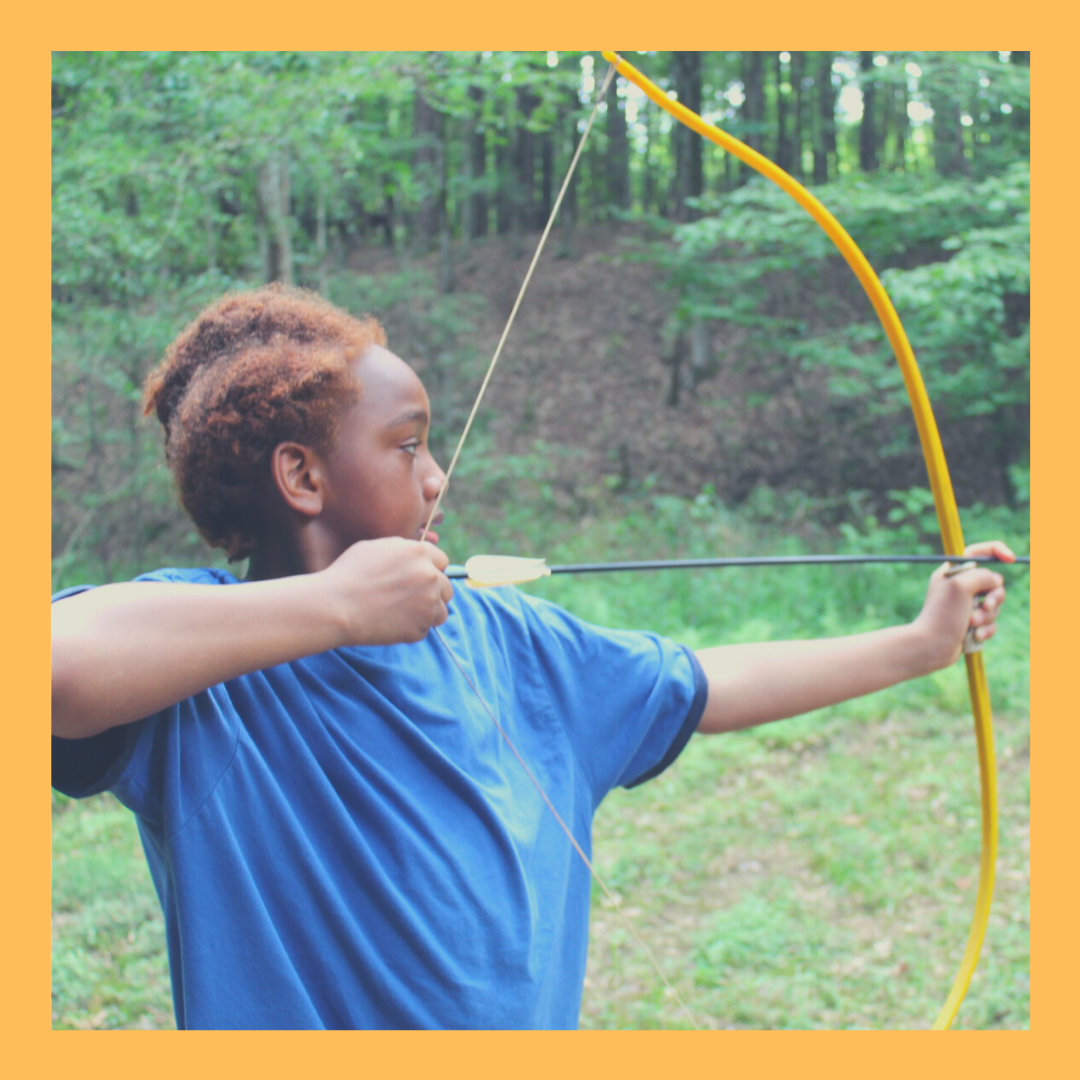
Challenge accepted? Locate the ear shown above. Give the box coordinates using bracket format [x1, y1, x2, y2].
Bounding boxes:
[269, 442, 327, 519]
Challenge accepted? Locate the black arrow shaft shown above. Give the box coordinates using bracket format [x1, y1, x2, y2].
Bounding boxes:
[445, 554, 1029, 580]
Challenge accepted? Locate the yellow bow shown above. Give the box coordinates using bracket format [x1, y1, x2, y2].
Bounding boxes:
[602, 50, 996, 1030]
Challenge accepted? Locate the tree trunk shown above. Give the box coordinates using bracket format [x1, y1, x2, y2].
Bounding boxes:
[859, 52, 878, 172]
[513, 87, 538, 236]
[892, 75, 909, 170]
[605, 74, 631, 211]
[412, 84, 446, 251]
[932, 104, 969, 176]
[495, 137, 512, 235]
[558, 92, 579, 256]
[813, 52, 836, 184]
[822, 55, 838, 169]
[467, 83, 488, 238]
[740, 51, 765, 185]
[643, 97, 659, 210]
[1009, 51, 1030, 139]
[256, 149, 293, 284]
[774, 52, 792, 173]
[539, 129, 554, 227]
[671, 51, 704, 219]
[926, 62, 969, 178]
[204, 196, 217, 273]
[381, 185, 395, 250]
[688, 315, 716, 387]
[790, 51, 805, 179]
[439, 118, 453, 292]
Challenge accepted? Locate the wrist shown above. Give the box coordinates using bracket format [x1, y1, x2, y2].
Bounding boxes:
[905, 616, 953, 677]
[300, 568, 353, 652]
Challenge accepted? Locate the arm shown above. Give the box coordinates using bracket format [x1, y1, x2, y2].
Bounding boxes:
[695, 541, 1012, 735]
[52, 538, 453, 739]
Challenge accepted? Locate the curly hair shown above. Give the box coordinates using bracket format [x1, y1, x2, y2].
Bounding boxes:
[143, 284, 386, 560]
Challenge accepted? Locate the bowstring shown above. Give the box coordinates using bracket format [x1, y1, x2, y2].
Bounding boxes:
[420, 60, 616, 544]
[423, 60, 700, 1028]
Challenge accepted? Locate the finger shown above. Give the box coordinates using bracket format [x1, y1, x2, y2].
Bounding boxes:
[949, 568, 1004, 598]
[963, 539, 1016, 563]
[441, 577, 454, 604]
[433, 600, 449, 627]
[420, 541, 450, 571]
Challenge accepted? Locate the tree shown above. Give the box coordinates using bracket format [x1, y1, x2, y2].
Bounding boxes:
[467, 82, 488, 238]
[859, 52, 879, 173]
[773, 53, 793, 174]
[789, 51, 806, 179]
[605, 75, 631, 212]
[740, 51, 765, 185]
[412, 77, 447, 250]
[671, 51, 704, 219]
[813, 52, 838, 183]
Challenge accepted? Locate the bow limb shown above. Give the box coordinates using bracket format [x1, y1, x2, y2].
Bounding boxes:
[604, 50, 997, 1031]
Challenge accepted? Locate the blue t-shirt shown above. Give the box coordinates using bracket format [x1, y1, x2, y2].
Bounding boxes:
[52, 568, 708, 1030]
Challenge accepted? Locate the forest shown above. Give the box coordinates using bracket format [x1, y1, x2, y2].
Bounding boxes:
[51, 51, 1030, 1031]
[51, 50, 1029, 585]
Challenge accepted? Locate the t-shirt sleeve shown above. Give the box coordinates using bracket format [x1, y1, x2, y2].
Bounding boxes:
[51, 584, 146, 799]
[50, 568, 239, 820]
[514, 592, 708, 801]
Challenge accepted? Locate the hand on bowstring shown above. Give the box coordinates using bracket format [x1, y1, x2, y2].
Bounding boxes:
[321, 537, 454, 647]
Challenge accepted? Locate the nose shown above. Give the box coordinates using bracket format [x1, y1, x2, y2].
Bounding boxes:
[423, 455, 448, 501]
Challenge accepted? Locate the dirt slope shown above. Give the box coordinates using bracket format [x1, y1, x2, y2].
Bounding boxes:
[352, 223, 1005, 512]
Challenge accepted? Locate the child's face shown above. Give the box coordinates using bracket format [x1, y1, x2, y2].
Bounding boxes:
[320, 344, 447, 550]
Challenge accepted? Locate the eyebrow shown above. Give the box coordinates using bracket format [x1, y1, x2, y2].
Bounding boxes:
[385, 408, 429, 428]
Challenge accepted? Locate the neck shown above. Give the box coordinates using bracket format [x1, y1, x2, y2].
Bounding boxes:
[246, 522, 343, 581]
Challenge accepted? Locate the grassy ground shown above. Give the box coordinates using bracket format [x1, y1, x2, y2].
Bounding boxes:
[579, 706, 1029, 1029]
[50, 702, 1030, 1030]
[51, 489, 1029, 1029]
[51, 791, 175, 1029]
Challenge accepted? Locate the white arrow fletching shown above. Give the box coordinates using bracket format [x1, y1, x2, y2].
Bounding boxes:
[464, 555, 551, 588]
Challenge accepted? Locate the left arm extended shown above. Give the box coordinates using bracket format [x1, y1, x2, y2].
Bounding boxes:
[695, 541, 1012, 735]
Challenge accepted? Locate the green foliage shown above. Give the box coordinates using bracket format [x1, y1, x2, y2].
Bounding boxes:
[809, 167, 1030, 435]
[328, 267, 488, 464]
[52, 52, 1029, 580]
[446, 478, 1029, 715]
[632, 162, 1028, 497]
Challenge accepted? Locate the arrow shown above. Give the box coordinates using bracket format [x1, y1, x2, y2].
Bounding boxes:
[447, 553, 1029, 581]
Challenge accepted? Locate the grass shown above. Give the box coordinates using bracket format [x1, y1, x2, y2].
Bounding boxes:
[51, 485, 1029, 1029]
[579, 707, 1029, 1029]
[51, 792, 175, 1029]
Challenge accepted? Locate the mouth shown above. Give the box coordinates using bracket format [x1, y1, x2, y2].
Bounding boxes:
[417, 511, 444, 544]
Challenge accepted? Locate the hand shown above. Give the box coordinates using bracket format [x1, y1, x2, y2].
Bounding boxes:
[912, 540, 1013, 671]
[320, 537, 454, 647]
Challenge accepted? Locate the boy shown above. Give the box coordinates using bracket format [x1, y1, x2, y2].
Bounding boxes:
[51, 285, 1011, 1030]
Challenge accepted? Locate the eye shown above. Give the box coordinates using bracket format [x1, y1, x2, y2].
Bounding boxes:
[401, 440, 419, 458]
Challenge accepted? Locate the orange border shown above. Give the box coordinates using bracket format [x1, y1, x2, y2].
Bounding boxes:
[13, 4, 1058, 1076]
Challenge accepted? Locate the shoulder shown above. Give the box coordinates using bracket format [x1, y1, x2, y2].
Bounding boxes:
[448, 581, 580, 636]
[453, 582, 672, 666]
[133, 566, 240, 586]
[52, 566, 238, 604]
